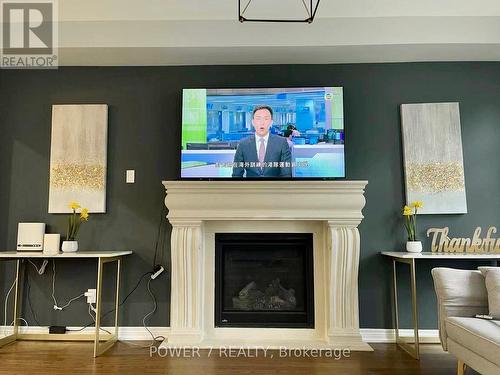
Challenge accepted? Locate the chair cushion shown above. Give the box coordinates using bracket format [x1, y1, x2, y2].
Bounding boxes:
[446, 317, 500, 367]
[431, 267, 489, 350]
[478, 267, 500, 319]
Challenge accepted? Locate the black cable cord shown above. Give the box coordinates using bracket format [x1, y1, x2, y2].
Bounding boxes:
[26, 266, 42, 327]
[67, 271, 153, 332]
[22, 261, 154, 332]
[153, 203, 166, 268]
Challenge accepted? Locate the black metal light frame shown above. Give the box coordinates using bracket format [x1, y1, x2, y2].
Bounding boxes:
[238, 0, 321, 23]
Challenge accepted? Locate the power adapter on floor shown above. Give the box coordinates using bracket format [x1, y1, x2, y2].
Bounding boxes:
[49, 325, 67, 334]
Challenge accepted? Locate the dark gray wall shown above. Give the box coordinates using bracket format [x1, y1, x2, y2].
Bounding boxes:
[0, 63, 499, 330]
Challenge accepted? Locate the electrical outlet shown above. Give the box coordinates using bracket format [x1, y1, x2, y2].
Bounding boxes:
[85, 289, 96, 304]
[126, 169, 135, 183]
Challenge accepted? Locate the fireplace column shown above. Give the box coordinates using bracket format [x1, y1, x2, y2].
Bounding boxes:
[326, 221, 371, 350]
[168, 220, 204, 344]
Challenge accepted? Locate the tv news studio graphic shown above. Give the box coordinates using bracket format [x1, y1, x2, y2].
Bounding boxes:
[238, 0, 321, 23]
[1, 0, 58, 68]
[17, 222, 45, 251]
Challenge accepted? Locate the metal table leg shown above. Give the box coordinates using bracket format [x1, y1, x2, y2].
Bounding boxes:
[0, 259, 24, 348]
[393, 258, 420, 359]
[94, 256, 121, 357]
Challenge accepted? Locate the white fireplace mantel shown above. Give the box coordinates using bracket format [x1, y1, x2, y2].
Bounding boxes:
[161, 180, 372, 351]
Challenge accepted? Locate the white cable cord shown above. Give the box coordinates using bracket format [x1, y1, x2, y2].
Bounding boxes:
[12, 317, 29, 327]
[120, 278, 165, 349]
[3, 277, 17, 336]
[56, 293, 86, 310]
[143, 278, 162, 341]
[51, 260, 58, 308]
[28, 260, 48, 275]
[134, 278, 165, 347]
[51, 260, 85, 311]
[28, 260, 40, 273]
[120, 337, 156, 348]
[8, 317, 29, 334]
[87, 304, 112, 335]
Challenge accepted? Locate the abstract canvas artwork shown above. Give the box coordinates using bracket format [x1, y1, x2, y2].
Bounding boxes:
[400, 102, 467, 214]
[48, 104, 108, 213]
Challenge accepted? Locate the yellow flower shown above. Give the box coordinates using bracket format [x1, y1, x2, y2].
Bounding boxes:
[403, 205, 412, 216]
[70, 201, 81, 210]
[411, 201, 423, 209]
[80, 208, 89, 221]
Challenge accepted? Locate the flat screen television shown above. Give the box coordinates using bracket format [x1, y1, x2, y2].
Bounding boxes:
[181, 87, 345, 179]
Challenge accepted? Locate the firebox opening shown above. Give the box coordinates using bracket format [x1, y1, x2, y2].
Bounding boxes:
[215, 233, 314, 328]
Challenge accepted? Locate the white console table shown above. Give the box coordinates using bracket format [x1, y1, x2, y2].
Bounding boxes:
[381, 251, 500, 360]
[0, 251, 132, 357]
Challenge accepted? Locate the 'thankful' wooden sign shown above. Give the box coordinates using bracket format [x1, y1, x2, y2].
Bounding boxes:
[427, 227, 500, 253]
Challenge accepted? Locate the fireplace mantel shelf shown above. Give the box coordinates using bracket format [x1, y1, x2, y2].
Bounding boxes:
[163, 180, 367, 225]
[160, 180, 372, 351]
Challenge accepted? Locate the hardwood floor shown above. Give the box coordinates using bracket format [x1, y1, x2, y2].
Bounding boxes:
[0, 341, 465, 375]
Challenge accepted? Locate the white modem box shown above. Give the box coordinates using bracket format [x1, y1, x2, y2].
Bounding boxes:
[17, 223, 46, 251]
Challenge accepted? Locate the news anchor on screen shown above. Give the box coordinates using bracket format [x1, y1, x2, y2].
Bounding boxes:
[232, 105, 292, 178]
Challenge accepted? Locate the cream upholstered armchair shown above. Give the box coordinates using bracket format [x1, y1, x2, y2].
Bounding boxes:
[431, 267, 500, 375]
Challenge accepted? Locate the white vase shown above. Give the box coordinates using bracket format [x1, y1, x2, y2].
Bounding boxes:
[406, 241, 423, 253]
[61, 240, 78, 252]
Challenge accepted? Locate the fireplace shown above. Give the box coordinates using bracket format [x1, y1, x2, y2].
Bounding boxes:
[215, 233, 314, 328]
[160, 180, 372, 351]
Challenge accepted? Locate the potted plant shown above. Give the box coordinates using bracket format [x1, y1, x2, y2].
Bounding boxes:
[62, 201, 89, 252]
[403, 201, 423, 253]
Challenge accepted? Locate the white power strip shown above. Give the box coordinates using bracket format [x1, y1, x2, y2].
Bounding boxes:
[151, 266, 164, 280]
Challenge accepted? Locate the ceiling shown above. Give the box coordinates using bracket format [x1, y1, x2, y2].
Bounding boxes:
[54, 1, 500, 65]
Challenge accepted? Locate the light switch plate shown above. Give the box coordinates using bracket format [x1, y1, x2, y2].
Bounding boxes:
[126, 170, 135, 183]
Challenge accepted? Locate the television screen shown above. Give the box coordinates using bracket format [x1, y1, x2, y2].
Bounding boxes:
[181, 87, 345, 178]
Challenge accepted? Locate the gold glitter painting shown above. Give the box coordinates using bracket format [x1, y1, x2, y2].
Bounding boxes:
[48, 104, 108, 213]
[400, 102, 467, 214]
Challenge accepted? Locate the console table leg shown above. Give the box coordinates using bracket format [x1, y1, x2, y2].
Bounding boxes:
[13, 260, 23, 337]
[114, 259, 121, 338]
[410, 259, 420, 359]
[394, 258, 420, 360]
[94, 257, 120, 357]
[0, 260, 23, 348]
[393, 260, 400, 343]
[94, 258, 104, 357]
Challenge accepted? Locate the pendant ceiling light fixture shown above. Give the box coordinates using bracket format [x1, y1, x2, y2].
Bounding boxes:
[238, 0, 321, 23]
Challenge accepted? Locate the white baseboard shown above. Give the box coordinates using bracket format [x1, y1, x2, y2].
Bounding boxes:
[360, 329, 440, 343]
[1, 326, 439, 343]
[0, 326, 171, 341]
